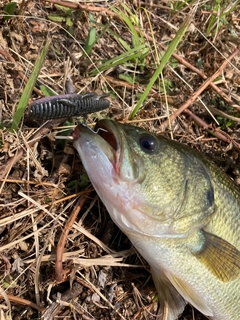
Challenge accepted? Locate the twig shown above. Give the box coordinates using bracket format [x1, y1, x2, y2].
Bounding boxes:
[140, 30, 240, 109]
[54, 195, 90, 283]
[43, 0, 115, 16]
[183, 109, 240, 150]
[0, 294, 44, 312]
[159, 44, 240, 110]
[160, 46, 240, 132]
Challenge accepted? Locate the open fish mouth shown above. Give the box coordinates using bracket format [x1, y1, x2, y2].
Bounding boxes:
[72, 120, 123, 174]
[72, 120, 119, 152]
[94, 120, 118, 151]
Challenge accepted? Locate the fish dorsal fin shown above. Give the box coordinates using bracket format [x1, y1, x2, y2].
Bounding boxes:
[191, 230, 240, 282]
[151, 268, 186, 320]
[166, 272, 213, 317]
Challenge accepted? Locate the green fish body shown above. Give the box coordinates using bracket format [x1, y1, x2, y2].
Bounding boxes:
[73, 120, 240, 320]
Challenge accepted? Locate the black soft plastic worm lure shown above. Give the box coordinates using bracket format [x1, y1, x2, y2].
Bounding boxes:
[28, 92, 110, 121]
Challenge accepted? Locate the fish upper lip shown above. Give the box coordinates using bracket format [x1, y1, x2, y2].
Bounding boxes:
[94, 121, 121, 174]
[72, 121, 119, 153]
[94, 120, 119, 152]
[72, 120, 120, 173]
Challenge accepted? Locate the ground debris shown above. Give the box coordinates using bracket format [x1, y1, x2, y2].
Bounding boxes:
[0, 1, 239, 319]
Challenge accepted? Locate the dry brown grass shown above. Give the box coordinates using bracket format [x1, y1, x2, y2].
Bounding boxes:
[0, 0, 239, 319]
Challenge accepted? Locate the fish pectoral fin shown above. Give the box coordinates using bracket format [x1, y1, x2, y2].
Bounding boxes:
[191, 230, 240, 282]
[151, 268, 186, 320]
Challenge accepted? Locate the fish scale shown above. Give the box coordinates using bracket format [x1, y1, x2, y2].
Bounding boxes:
[73, 119, 240, 320]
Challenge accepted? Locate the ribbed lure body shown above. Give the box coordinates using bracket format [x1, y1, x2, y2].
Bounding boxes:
[28, 93, 110, 121]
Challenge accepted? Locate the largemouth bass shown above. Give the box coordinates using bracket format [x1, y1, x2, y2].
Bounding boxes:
[73, 120, 240, 320]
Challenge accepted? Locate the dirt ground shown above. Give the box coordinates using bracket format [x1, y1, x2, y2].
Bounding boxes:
[0, 0, 240, 319]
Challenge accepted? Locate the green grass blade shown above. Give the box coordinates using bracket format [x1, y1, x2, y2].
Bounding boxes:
[129, 14, 192, 120]
[111, 4, 141, 47]
[90, 44, 149, 76]
[11, 40, 50, 131]
[84, 13, 96, 55]
[3, 2, 17, 21]
[104, 26, 132, 52]
[39, 84, 56, 97]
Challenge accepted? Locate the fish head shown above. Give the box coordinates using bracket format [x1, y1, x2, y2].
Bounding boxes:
[73, 120, 215, 238]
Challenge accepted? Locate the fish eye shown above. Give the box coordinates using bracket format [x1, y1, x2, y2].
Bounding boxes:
[139, 135, 156, 153]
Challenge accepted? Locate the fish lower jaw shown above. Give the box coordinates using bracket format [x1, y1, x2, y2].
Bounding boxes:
[106, 206, 190, 239]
